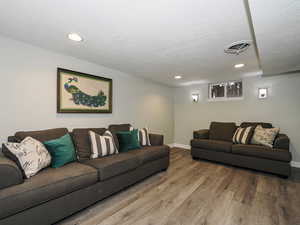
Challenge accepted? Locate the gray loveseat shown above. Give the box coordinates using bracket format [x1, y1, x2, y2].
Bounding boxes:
[0, 124, 170, 225]
[191, 122, 291, 177]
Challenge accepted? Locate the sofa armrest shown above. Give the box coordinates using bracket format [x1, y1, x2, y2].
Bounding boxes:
[0, 155, 24, 190]
[193, 129, 209, 139]
[149, 133, 164, 146]
[274, 134, 290, 150]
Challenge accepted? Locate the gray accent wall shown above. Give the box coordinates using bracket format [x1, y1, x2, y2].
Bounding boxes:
[0, 35, 174, 144]
[174, 74, 300, 163]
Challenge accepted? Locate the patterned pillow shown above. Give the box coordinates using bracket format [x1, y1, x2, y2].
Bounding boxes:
[130, 127, 151, 146]
[89, 130, 118, 158]
[3, 137, 51, 178]
[251, 125, 280, 148]
[233, 126, 255, 144]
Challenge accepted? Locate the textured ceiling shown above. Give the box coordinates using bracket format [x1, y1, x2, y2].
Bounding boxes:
[0, 0, 298, 86]
[249, 0, 300, 75]
[0, 0, 261, 86]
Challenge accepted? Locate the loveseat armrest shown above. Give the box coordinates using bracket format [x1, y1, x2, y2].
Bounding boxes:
[149, 133, 164, 146]
[0, 155, 24, 189]
[193, 129, 209, 139]
[274, 134, 290, 150]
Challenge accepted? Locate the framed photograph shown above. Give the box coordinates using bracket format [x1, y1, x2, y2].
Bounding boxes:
[57, 68, 112, 113]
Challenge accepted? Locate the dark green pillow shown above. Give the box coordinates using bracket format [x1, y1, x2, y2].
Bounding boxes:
[116, 129, 141, 152]
[43, 134, 76, 168]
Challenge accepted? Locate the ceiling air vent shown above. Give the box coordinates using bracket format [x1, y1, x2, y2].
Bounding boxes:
[224, 40, 252, 55]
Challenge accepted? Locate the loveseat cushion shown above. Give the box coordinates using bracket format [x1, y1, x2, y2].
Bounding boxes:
[0, 162, 98, 219]
[149, 133, 164, 146]
[128, 145, 170, 164]
[232, 144, 291, 162]
[14, 128, 69, 142]
[82, 152, 140, 181]
[209, 122, 237, 142]
[193, 129, 209, 139]
[240, 122, 272, 128]
[191, 139, 232, 153]
[72, 128, 107, 161]
[108, 124, 131, 150]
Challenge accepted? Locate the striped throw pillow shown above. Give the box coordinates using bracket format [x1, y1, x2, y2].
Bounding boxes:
[232, 126, 255, 144]
[130, 127, 151, 146]
[138, 128, 151, 146]
[89, 130, 118, 159]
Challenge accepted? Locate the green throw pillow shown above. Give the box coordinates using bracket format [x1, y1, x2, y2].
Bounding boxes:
[43, 134, 76, 168]
[117, 129, 141, 152]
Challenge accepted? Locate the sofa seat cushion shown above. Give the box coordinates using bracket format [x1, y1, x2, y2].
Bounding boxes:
[128, 145, 170, 164]
[0, 162, 98, 219]
[191, 139, 232, 153]
[83, 153, 140, 181]
[232, 144, 291, 162]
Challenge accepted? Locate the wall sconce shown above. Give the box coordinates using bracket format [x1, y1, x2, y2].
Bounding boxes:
[192, 93, 200, 102]
[258, 88, 268, 99]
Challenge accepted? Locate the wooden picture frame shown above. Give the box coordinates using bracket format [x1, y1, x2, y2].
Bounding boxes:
[57, 68, 112, 113]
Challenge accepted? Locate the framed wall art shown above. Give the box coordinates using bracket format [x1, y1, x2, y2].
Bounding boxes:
[57, 68, 112, 113]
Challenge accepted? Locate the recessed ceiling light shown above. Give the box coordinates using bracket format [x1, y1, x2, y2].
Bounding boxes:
[234, 63, 245, 68]
[68, 33, 83, 42]
[174, 75, 182, 79]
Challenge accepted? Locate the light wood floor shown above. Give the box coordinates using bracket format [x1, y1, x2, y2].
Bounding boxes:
[57, 148, 300, 225]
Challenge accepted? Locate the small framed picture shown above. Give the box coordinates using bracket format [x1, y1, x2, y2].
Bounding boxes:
[57, 68, 112, 113]
[258, 88, 268, 99]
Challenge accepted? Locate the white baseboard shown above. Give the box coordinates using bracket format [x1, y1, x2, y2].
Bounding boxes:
[167, 143, 174, 148]
[168, 143, 300, 168]
[168, 143, 191, 150]
[291, 161, 300, 168]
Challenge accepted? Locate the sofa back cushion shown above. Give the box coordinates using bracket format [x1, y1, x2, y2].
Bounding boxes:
[14, 128, 69, 142]
[72, 128, 107, 161]
[209, 122, 237, 142]
[240, 122, 272, 128]
[108, 124, 131, 149]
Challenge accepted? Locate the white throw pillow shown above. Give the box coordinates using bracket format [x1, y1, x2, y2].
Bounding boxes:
[138, 128, 151, 146]
[251, 125, 280, 148]
[4, 137, 51, 178]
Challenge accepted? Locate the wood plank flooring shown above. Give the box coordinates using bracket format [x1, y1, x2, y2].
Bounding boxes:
[57, 148, 300, 225]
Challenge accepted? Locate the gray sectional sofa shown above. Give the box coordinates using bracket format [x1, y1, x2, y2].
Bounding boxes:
[0, 124, 170, 225]
[191, 122, 291, 177]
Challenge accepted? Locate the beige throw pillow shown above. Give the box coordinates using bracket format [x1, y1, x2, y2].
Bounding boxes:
[4, 137, 51, 178]
[251, 125, 279, 148]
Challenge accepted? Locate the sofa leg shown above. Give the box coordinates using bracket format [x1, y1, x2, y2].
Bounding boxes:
[161, 168, 168, 172]
[192, 156, 198, 160]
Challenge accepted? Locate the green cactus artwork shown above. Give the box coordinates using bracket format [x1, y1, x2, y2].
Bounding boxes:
[64, 77, 107, 108]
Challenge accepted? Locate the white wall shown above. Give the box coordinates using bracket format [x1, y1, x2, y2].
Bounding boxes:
[2, 35, 300, 164]
[0, 36, 174, 144]
[174, 74, 300, 163]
